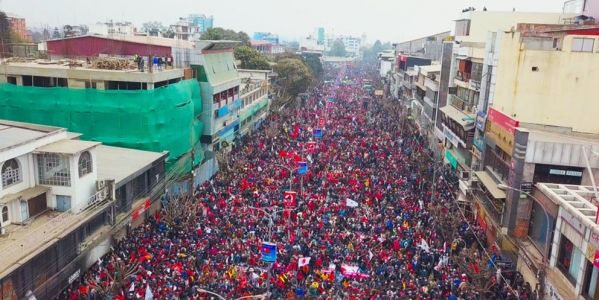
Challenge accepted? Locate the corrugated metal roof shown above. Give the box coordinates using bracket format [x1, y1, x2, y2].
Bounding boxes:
[203, 52, 240, 86]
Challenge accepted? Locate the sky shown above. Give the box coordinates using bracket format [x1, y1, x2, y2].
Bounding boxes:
[1, 0, 570, 44]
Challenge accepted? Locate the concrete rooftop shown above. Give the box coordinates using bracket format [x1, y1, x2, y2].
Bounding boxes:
[96, 145, 168, 188]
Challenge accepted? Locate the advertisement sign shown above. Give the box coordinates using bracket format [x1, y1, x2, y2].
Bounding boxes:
[314, 128, 323, 138]
[318, 118, 326, 127]
[594, 250, 599, 268]
[284, 191, 297, 207]
[329, 97, 335, 103]
[261, 242, 277, 263]
[307, 141, 316, 153]
[476, 111, 487, 131]
[445, 149, 458, 169]
[520, 182, 533, 194]
[298, 162, 308, 175]
[487, 108, 519, 136]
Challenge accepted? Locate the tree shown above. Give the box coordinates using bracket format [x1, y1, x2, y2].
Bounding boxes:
[234, 46, 271, 70]
[0, 11, 11, 57]
[161, 29, 175, 39]
[79, 24, 89, 35]
[9, 29, 27, 43]
[63, 25, 74, 38]
[200, 27, 250, 47]
[141, 21, 164, 36]
[330, 38, 347, 57]
[304, 53, 323, 78]
[162, 195, 200, 230]
[382, 41, 393, 50]
[274, 51, 304, 62]
[372, 40, 384, 54]
[274, 58, 314, 97]
[87, 255, 141, 299]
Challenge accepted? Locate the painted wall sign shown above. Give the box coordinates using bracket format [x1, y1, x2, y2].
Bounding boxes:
[476, 111, 487, 131]
[487, 107, 519, 136]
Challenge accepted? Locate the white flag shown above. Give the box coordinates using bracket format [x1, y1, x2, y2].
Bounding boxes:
[129, 283, 135, 292]
[368, 250, 373, 260]
[346, 199, 359, 207]
[418, 239, 430, 253]
[144, 284, 153, 300]
[298, 257, 311, 267]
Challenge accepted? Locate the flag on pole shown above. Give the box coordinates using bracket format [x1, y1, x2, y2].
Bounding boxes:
[345, 199, 359, 207]
[298, 257, 311, 267]
[144, 284, 153, 300]
[129, 283, 135, 292]
[284, 191, 297, 207]
[418, 238, 431, 253]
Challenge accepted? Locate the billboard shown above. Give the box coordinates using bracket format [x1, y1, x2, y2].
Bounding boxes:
[262, 242, 277, 263]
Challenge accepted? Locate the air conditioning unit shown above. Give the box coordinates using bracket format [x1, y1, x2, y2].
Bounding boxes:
[96, 180, 106, 191]
[460, 171, 470, 180]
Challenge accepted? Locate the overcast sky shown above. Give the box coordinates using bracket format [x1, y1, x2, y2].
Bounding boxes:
[1, 0, 569, 43]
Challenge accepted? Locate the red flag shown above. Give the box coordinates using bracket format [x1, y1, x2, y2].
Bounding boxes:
[293, 154, 302, 162]
[279, 151, 287, 157]
[294, 125, 299, 134]
[284, 191, 297, 207]
[318, 118, 326, 127]
[307, 142, 316, 153]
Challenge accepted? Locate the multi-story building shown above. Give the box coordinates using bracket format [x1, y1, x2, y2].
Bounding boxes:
[447, 19, 599, 300]
[0, 119, 167, 299]
[0, 54, 203, 171]
[237, 69, 272, 136]
[189, 14, 214, 32]
[253, 32, 280, 44]
[299, 36, 325, 53]
[438, 8, 578, 186]
[395, 31, 451, 61]
[6, 13, 28, 41]
[396, 55, 432, 106]
[340, 36, 361, 56]
[186, 41, 270, 151]
[170, 18, 202, 41]
[88, 21, 135, 36]
[251, 40, 285, 56]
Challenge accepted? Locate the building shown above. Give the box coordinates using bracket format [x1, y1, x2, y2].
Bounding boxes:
[184, 41, 269, 151]
[42, 35, 194, 60]
[396, 55, 432, 105]
[6, 13, 28, 41]
[237, 70, 272, 136]
[341, 36, 361, 56]
[251, 40, 285, 56]
[88, 21, 136, 36]
[0, 119, 167, 299]
[189, 14, 214, 32]
[395, 31, 452, 61]
[438, 9, 579, 190]
[0, 58, 203, 170]
[563, 0, 599, 19]
[169, 18, 202, 41]
[317, 28, 325, 45]
[489, 23, 599, 135]
[253, 32, 280, 44]
[299, 36, 325, 53]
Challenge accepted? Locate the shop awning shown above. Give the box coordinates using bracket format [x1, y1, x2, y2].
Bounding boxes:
[474, 171, 506, 199]
[439, 105, 475, 128]
[0, 186, 51, 205]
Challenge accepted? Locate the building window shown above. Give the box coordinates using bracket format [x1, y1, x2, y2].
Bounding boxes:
[572, 38, 594, 52]
[1, 158, 21, 187]
[557, 235, 583, 284]
[1, 206, 8, 223]
[78, 151, 93, 177]
[37, 154, 71, 186]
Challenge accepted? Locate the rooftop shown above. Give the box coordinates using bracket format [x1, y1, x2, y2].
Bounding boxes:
[419, 64, 442, 74]
[536, 183, 599, 231]
[35, 139, 101, 155]
[0, 120, 64, 153]
[251, 40, 274, 47]
[47, 34, 195, 49]
[96, 145, 168, 188]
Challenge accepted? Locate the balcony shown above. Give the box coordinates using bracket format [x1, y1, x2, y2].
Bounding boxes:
[455, 70, 471, 83]
[472, 188, 504, 225]
[425, 77, 439, 92]
[450, 94, 470, 110]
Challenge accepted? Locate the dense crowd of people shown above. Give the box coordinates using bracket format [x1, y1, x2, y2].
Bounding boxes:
[55, 63, 536, 300]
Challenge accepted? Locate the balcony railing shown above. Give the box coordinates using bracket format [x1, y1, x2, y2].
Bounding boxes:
[456, 70, 471, 82]
[473, 189, 504, 224]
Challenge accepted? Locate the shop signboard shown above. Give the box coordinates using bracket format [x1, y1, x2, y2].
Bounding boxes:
[475, 111, 486, 131]
[487, 107, 519, 136]
[445, 149, 458, 169]
[586, 243, 597, 263]
[520, 182, 533, 194]
[443, 127, 459, 148]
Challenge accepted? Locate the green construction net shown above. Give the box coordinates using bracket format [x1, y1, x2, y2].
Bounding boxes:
[0, 80, 203, 172]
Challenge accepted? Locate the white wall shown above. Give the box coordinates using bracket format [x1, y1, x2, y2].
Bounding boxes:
[72, 149, 99, 213]
[380, 60, 392, 76]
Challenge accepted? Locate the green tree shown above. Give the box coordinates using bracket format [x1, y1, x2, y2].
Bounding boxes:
[52, 27, 61, 39]
[382, 41, 393, 50]
[162, 29, 175, 39]
[274, 58, 314, 97]
[330, 38, 347, 57]
[0, 11, 11, 57]
[234, 46, 271, 70]
[303, 53, 323, 78]
[372, 40, 384, 54]
[274, 51, 304, 62]
[200, 27, 250, 47]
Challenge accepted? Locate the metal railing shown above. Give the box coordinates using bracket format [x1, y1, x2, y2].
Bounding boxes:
[0, 188, 110, 269]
